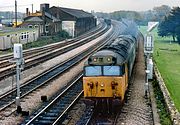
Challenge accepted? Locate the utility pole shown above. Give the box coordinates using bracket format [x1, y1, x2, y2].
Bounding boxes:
[15, 0, 17, 27]
[32, 4, 33, 13]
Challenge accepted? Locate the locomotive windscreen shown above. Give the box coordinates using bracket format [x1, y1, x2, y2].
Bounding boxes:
[85, 65, 125, 76]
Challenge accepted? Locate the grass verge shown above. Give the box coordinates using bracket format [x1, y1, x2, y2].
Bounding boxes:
[152, 79, 172, 125]
[139, 26, 180, 112]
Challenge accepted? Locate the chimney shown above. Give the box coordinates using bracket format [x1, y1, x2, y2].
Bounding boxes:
[26, 8, 29, 16]
[40, 3, 49, 12]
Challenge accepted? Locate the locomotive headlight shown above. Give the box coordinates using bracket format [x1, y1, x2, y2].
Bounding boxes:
[93, 58, 97, 62]
[107, 57, 111, 62]
[100, 83, 104, 87]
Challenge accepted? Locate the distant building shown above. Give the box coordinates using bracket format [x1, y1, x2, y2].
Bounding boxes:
[0, 27, 39, 50]
[21, 3, 96, 37]
[20, 4, 61, 36]
[49, 6, 96, 37]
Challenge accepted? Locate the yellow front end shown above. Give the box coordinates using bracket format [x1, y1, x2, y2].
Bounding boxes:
[83, 75, 127, 101]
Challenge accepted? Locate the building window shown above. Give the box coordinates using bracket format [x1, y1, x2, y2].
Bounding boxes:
[34, 25, 38, 28]
[28, 25, 33, 28]
[21, 33, 24, 39]
[7, 35, 10, 37]
[24, 32, 27, 39]
[45, 25, 49, 33]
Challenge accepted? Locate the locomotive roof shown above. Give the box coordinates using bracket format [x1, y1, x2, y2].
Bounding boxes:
[89, 35, 136, 65]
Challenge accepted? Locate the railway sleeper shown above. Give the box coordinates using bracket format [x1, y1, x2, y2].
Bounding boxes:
[0, 99, 12, 103]
[39, 116, 57, 120]
[44, 112, 59, 117]
[33, 120, 53, 125]
[49, 109, 63, 113]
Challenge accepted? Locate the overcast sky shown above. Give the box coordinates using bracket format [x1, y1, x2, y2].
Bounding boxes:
[0, 0, 179, 12]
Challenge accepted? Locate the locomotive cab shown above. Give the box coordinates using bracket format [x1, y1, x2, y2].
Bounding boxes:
[83, 35, 138, 104]
[83, 64, 128, 102]
[83, 51, 128, 102]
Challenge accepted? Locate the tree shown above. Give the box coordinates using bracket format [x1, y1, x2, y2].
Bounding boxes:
[158, 7, 180, 43]
[158, 17, 170, 37]
[153, 5, 171, 22]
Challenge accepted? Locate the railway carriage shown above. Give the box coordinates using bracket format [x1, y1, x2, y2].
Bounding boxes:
[83, 34, 139, 105]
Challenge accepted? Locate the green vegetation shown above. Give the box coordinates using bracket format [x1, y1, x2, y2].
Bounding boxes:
[140, 27, 180, 125]
[23, 30, 70, 50]
[158, 7, 180, 44]
[96, 5, 171, 26]
[152, 80, 172, 125]
[153, 37, 180, 112]
[140, 26, 180, 121]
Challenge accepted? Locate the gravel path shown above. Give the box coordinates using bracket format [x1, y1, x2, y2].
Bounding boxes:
[116, 36, 154, 125]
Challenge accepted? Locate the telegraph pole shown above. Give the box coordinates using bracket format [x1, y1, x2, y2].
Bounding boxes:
[32, 4, 33, 13]
[15, 0, 17, 27]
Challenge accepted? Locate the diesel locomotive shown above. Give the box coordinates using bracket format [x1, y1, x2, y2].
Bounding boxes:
[83, 26, 140, 106]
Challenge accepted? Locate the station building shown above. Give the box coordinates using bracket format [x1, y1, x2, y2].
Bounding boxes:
[0, 27, 39, 50]
[49, 6, 96, 37]
[0, 3, 96, 50]
[21, 3, 96, 37]
[20, 4, 61, 36]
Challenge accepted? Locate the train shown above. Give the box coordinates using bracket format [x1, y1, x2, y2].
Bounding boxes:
[104, 19, 111, 26]
[83, 22, 140, 109]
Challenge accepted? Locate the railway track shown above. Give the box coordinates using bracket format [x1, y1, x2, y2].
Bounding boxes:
[0, 23, 102, 62]
[0, 23, 107, 80]
[21, 21, 122, 125]
[0, 22, 119, 115]
[76, 102, 120, 125]
[23, 75, 83, 125]
[75, 29, 154, 125]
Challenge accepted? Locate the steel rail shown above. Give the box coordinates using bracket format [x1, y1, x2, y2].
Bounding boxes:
[24, 23, 119, 125]
[0, 23, 107, 80]
[0, 24, 115, 113]
[0, 23, 103, 62]
[25, 75, 83, 125]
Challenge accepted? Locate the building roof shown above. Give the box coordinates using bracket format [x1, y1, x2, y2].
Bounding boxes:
[0, 27, 37, 36]
[24, 12, 60, 22]
[52, 6, 94, 18]
[25, 16, 43, 22]
[44, 12, 60, 22]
